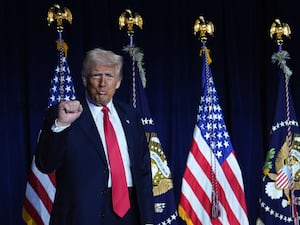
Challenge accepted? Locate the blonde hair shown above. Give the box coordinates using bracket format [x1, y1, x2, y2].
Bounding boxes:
[81, 48, 123, 78]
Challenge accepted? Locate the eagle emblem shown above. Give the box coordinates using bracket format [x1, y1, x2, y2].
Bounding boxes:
[147, 132, 173, 196]
[263, 134, 300, 208]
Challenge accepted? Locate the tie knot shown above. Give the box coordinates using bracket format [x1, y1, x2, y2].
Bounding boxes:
[102, 105, 109, 114]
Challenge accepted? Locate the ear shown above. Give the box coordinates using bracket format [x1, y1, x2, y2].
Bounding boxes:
[116, 79, 121, 89]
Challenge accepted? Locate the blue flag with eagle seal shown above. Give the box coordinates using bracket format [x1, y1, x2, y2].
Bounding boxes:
[124, 46, 179, 225]
[257, 50, 300, 225]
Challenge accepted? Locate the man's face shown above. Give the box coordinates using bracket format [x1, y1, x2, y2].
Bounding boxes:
[83, 64, 121, 106]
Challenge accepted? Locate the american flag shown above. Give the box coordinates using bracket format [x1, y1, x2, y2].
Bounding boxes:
[22, 41, 76, 225]
[258, 49, 300, 225]
[178, 45, 249, 225]
[125, 45, 179, 225]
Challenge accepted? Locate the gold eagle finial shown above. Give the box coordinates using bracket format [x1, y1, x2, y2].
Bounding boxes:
[270, 18, 291, 45]
[47, 4, 72, 32]
[194, 16, 214, 43]
[119, 9, 143, 36]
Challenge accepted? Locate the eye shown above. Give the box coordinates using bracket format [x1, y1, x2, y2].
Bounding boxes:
[89, 73, 102, 79]
[105, 73, 114, 79]
[88, 73, 115, 81]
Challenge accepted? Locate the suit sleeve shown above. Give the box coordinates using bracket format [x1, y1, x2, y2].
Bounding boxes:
[35, 105, 68, 174]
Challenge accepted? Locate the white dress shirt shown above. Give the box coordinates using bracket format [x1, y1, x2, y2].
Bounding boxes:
[86, 99, 133, 188]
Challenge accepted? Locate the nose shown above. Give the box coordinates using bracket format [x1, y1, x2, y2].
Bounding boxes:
[99, 76, 106, 86]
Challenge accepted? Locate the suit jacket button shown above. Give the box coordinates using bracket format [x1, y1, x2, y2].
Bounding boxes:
[100, 213, 105, 218]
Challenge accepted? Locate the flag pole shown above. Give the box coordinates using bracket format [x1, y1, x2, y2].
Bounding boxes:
[119, 9, 143, 108]
[22, 5, 73, 225]
[119, 9, 179, 225]
[178, 15, 248, 224]
[270, 18, 298, 225]
[194, 16, 220, 219]
[47, 4, 72, 101]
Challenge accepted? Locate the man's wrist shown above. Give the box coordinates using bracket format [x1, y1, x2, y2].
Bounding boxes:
[51, 119, 71, 133]
[55, 119, 70, 127]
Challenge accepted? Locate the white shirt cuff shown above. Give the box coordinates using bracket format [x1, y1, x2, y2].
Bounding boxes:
[51, 119, 71, 133]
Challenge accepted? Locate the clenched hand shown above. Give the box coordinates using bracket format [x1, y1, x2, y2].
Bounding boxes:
[56, 100, 83, 127]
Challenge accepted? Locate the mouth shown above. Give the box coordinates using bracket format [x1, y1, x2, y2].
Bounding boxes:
[98, 90, 106, 95]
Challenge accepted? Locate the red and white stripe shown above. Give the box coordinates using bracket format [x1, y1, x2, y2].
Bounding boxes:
[276, 168, 290, 189]
[23, 157, 55, 225]
[179, 126, 248, 225]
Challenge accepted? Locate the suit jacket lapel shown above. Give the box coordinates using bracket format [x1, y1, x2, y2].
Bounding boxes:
[77, 98, 108, 165]
[114, 102, 134, 158]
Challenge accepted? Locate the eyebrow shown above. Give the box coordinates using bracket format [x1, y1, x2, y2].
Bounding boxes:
[88, 73, 115, 79]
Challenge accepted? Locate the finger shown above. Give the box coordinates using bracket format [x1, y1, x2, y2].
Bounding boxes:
[65, 101, 82, 113]
[77, 104, 83, 112]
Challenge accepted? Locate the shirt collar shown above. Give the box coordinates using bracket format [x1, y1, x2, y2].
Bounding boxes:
[86, 96, 114, 116]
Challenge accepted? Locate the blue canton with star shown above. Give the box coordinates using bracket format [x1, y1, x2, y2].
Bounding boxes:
[48, 51, 76, 107]
[197, 76, 233, 165]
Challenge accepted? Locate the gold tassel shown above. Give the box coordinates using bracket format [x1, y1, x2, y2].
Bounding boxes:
[56, 39, 68, 57]
[200, 48, 212, 65]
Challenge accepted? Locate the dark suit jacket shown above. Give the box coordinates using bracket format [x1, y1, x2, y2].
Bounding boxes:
[35, 98, 154, 225]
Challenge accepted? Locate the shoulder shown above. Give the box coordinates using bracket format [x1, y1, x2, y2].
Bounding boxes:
[113, 100, 137, 115]
[113, 100, 143, 125]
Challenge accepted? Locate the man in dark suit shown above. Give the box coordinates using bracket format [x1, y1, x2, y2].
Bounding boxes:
[35, 48, 154, 225]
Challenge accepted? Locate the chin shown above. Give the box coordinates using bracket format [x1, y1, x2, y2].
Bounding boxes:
[96, 98, 108, 106]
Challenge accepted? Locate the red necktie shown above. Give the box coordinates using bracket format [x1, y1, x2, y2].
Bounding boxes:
[102, 105, 130, 217]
